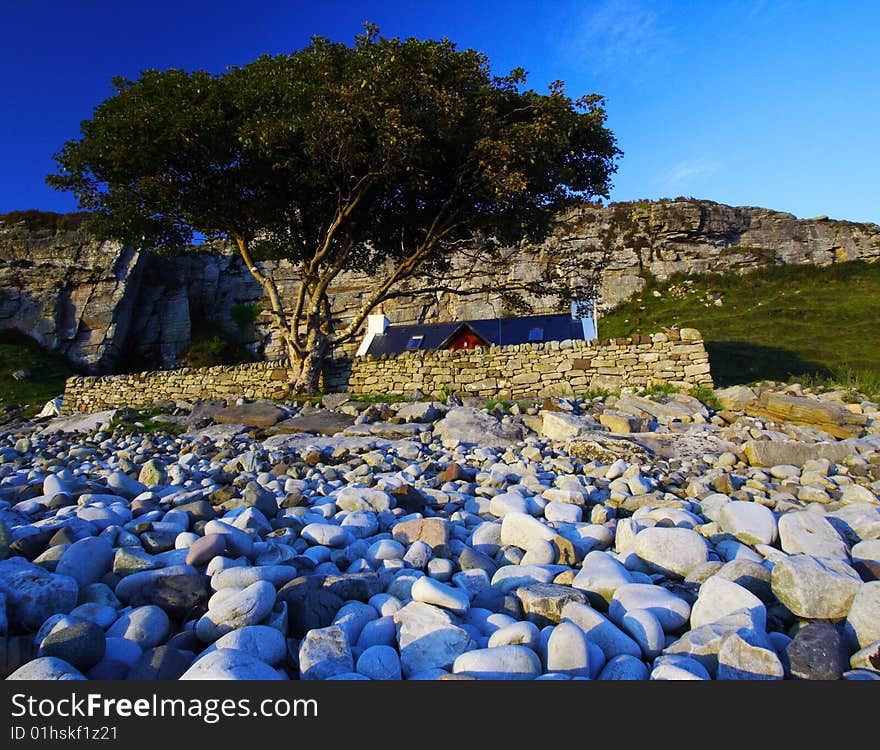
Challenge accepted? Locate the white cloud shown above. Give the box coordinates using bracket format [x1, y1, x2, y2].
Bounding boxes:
[557, 0, 668, 73]
[662, 157, 723, 190]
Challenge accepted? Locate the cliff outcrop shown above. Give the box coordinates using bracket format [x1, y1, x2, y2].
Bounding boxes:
[1, 199, 877, 373]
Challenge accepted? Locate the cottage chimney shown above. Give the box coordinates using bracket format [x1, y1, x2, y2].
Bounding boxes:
[570, 299, 598, 341]
[367, 303, 390, 334]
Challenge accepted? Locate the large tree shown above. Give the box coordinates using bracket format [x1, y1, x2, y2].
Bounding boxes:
[48, 25, 620, 392]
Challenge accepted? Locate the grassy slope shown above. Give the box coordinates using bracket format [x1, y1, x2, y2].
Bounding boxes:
[597, 260, 880, 391]
[0, 330, 73, 416]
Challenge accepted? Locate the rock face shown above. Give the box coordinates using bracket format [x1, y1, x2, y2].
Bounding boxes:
[4, 199, 879, 372]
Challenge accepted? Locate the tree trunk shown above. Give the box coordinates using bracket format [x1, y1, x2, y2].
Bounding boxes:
[293, 330, 328, 394]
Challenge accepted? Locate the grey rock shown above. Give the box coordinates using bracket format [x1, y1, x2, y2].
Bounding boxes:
[516, 583, 587, 626]
[690, 577, 766, 631]
[571, 550, 635, 606]
[55, 535, 114, 588]
[207, 625, 287, 666]
[213, 401, 287, 428]
[560, 601, 642, 660]
[598, 654, 649, 680]
[718, 501, 778, 546]
[785, 622, 850, 680]
[299, 625, 354, 680]
[546, 621, 592, 677]
[106, 605, 171, 649]
[7, 656, 86, 680]
[716, 632, 784, 680]
[179, 648, 285, 680]
[393, 601, 476, 677]
[844, 581, 880, 650]
[195, 580, 277, 643]
[434, 407, 524, 448]
[127, 646, 194, 680]
[619, 607, 665, 660]
[777, 511, 848, 559]
[770, 554, 862, 619]
[0, 557, 79, 630]
[39, 620, 106, 672]
[609, 583, 692, 633]
[270, 412, 356, 436]
[356, 644, 402, 680]
[453, 645, 542, 680]
[632, 527, 709, 579]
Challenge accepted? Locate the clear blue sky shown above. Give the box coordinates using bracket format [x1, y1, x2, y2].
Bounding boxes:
[2, 0, 878, 223]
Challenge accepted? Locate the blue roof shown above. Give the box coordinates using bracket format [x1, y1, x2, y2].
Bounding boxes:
[364, 312, 586, 356]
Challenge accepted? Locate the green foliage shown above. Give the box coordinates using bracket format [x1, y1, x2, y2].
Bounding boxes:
[435, 384, 456, 405]
[599, 260, 880, 387]
[46, 23, 620, 393]
[637, 382, 680, 400]
[0, 210, 91, 233]
[230, 302, 263, 333]
[580, 388, 613, 401]
[108, 406, 183, 435]
[178, 333, 252, 368]
[689, 385, 722, 411]
[0, 330, 73, 417]
[484, 399, 512, 411]
[350, 392, 408, 403]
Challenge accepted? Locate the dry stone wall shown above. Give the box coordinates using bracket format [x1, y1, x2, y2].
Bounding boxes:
[61, 329, 712, 413]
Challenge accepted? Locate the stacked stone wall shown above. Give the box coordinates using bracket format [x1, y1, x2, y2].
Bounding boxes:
[61, 329, 712, 413]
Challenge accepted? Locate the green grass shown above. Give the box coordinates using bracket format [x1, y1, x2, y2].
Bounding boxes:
[598, 260, 880, 394]
[108, 406, 184, 435]
[0, 330, 73, 417]
[349, 392, 409, 403]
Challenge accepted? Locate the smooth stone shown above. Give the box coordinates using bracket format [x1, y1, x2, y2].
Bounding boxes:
[393, 601, 476, 677]
[102, 637, 143, 667]
[127, 646, 195, 680]
[845, 581, 880, 649]
[114, 565, 199, 603]
[459, 547, 498, 577]
[341, 510, 380, 540]
[368, 593, 402, 617]
[367, 538, 406, 564]
[849, 640, 880, 671]
[185, 533, 227, 566]
[39, 620, 106, 672]
[785, 622, 851, 680]
[715, 560, 773, 602]
[205, 625, 287, 666]
[560, 601, 642, 660]
[609, 583, 692, 633]
[356, 644, 402, 680]
[598, 653, 649, 680]
[487, 620, 542, 650]
[126, 573, 211, 621]
[650, 654, 711, 680]
[490, 564, 562, 594]
[332, 600, 378, 645]
[211, 565, 298, 590]
[106, 471, 149, 499]
[195, 580, 277, 643]
[179, 648, 285, 680]
[716, 632, 784, 680]
[546, 621, 592, 678]
[571, 550, 634, 606]
[520, 539, 557, 566]
[453, 645, 542, 680]
[632, 527, 709, 579]
[0, 558, 79, 630]
[544, 502, 583, 524]
[202, 520, 254, 557]
[7, 656, 86, 680]
[69, 602, 118, 629]
[718, 501, 778, 546]
[489, 492, 532, 517]
[411, 576, 470, 615]
[301, 523, 350, 548]
[106, 605, 171, 649]
[335, 487, 394, 513]
[777, 511, 848, 559]
[620, 608, 665, 660]
[403, 540, 433, 569]
[356, 616, 397, 649]
[770, 554, 862, 619]
[662, 611, 760, 677]
[516, 583, 587, 625]
[690, 577, 766, 631]
[276, 577, 345, 637]
[499, 512, 555, 550]
[299, 625, 354, 680]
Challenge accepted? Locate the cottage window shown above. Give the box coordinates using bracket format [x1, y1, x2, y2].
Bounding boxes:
[528, 327, 544, 341]
[405, 335, 424, 350]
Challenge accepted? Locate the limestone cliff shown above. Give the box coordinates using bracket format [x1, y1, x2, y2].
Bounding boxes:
[1, 199, 878, 373]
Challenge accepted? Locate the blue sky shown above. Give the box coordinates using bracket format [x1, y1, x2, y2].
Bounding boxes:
[2, 0, 878, 223]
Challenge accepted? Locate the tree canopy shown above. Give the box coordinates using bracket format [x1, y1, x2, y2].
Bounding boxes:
[48, 24, 621, 391]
